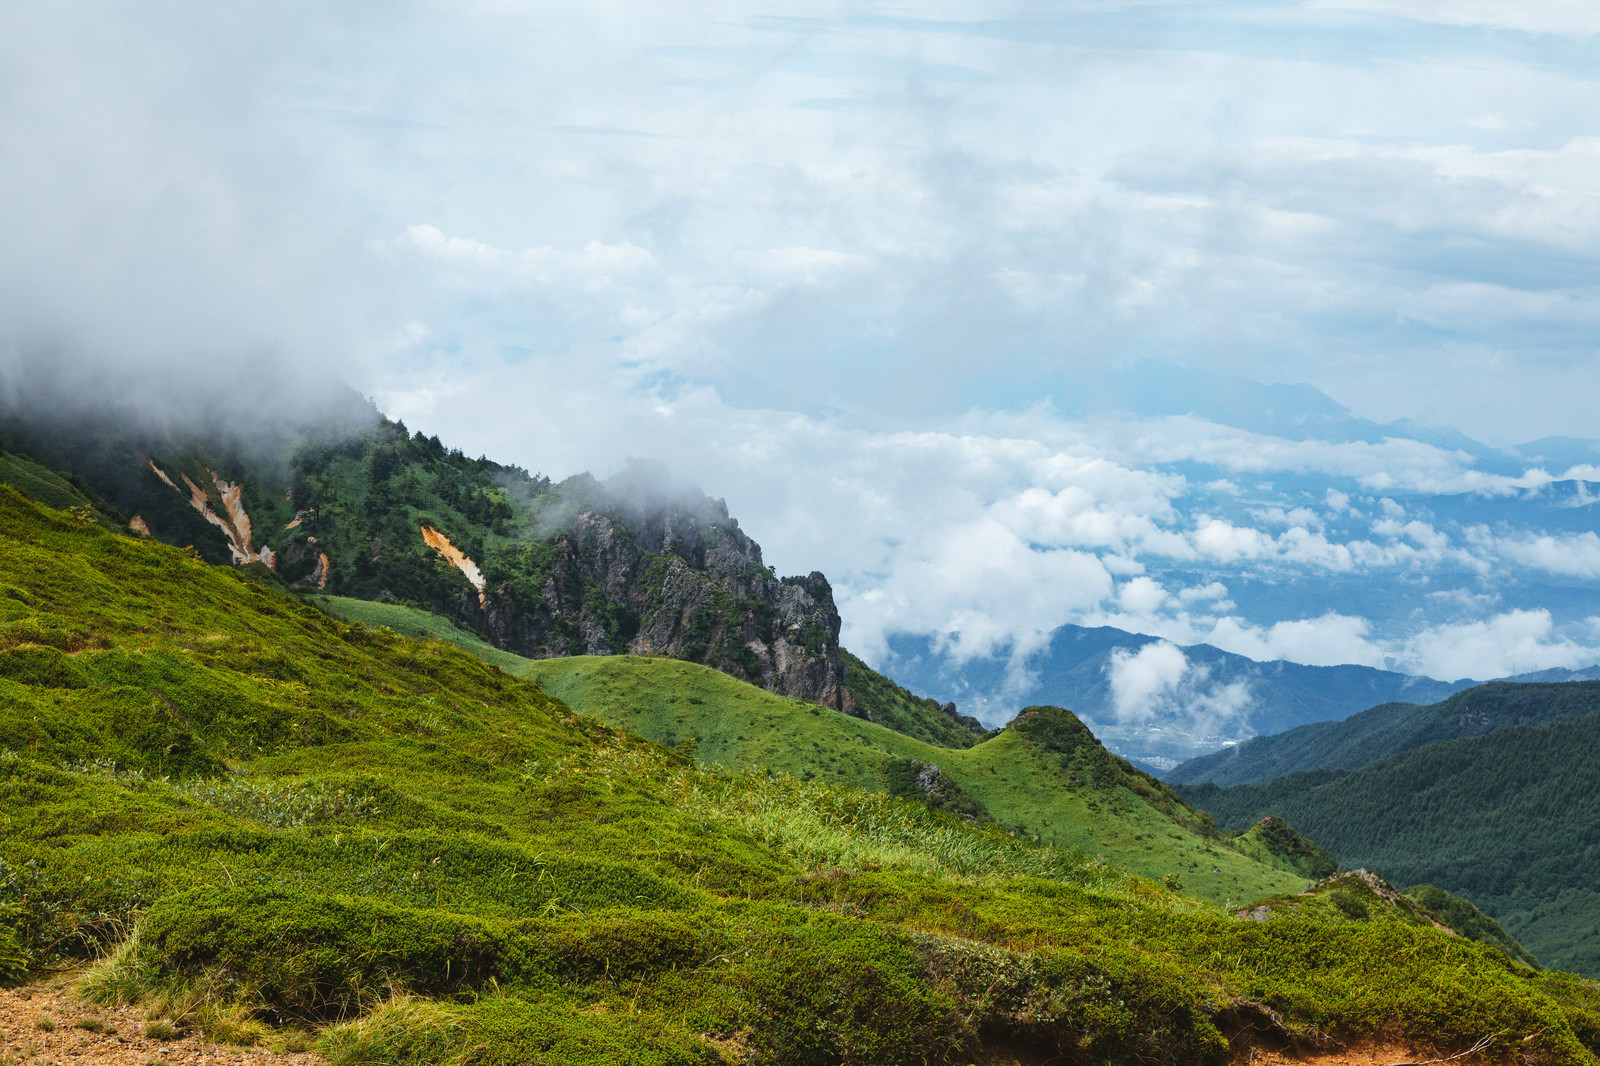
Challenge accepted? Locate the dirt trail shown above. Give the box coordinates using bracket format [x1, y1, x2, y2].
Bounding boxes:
[0, 976, 324, 1066]
[1236, 1045, 1492, 1066]
[4, 973, 1495, 1066]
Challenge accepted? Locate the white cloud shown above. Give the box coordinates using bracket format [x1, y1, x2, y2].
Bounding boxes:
[1253, 506, 1323, 529]
[1192, 517, 1273, 563]
[1118, 576, 1169, 614]
[389, 225, 657, 288]
[1205, 613, 1385, 668]
[1397, 609, 1600, 680]
[1178, 581, 1231, 604]
[1488, 530, 1600, 578]
[1107, 641, 1189, 724]
[1105, 640, 1256, 734]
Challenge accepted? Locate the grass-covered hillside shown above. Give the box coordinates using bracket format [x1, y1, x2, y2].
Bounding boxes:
[1, 412, 979, 746]
[6, 487, 1600, 1062]
[313, 594, 985, 752]
[1169, 681, 1600, 786]
[308, 595, 1308, 905]
[1179, 710, 1600, 976]
[523, 658, 1307, 906]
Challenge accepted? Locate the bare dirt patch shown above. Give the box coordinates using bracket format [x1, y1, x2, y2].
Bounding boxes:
[1236, 1043, 1494, 1066]
[0, 974, 325, 1066]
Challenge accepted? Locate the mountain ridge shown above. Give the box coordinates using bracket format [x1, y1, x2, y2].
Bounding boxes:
[885, 625, 1470, 769]
[1177, 703, 1600, 974]
[1168, 679, 1600, 786]
[1, 406, 972, 738]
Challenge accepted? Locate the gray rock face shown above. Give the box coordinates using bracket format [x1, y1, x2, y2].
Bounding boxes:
[471, 470, 853, 712]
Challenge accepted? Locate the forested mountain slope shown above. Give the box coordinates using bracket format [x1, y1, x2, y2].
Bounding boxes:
[0, 409, 984, 749]
[1178, 710, 1600, 975]
[4, 485, 1600, 1065]
[1169, 681, 1600, 786]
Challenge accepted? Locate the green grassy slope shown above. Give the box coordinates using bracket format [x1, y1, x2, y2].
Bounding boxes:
[307, 594, 540, 676]
[5, 485, 1599, 1065]
[1405, 885, 1542, 970]
[1170, 681, 1600, 786]
[0, 450, 127, 530]
[311, 564, 1543, 963]
[311, 597, 987, 752]
[1225, 816, 1338, 881]
[839, 649, 987, 748]
[525, 655, 1333, 906]
[1179, 711, 1600, 976]
[310, 595, 1306, 902]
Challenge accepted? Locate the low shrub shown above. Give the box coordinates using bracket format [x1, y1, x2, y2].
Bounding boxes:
[736, 918, 965, 1066]
[0, 918, 28, 985]
[321, 992, 717, 1066]
[139, 888, 516, 1021]
[526, 911, 725, 986]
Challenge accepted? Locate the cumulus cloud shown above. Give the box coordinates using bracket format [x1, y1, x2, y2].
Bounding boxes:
[1397, 610, 1600, 681]
[1105, 641, 1255, 734]
[1108, 642, 1190, 724]
[9, 1, 1600, 708]
[1489, 531, 1600, 578]
[1204, 613, 1386, 669]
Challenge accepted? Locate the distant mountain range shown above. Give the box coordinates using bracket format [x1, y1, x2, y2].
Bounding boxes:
[1168, 679, 1600, 786]
[882, 627, 1469, 770]
[858, 362, 1600, 766]
[1175, 680, 1600, 975]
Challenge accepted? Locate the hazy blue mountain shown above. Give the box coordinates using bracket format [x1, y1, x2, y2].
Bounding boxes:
[1515, 436, 1600, 469]
[1084, 359, 1520, 465]
[862, 364, 1600, 769]
[1175, 705, 1600, 976]
[1167, 680, 1600, 786]
[881, 626, 1469, 770]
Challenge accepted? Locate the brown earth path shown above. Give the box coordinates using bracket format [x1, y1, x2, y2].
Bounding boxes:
[0, 975, 324, 1066]
[1236, 1045, 1494, 1066]
[5, 972, 1497, 1066]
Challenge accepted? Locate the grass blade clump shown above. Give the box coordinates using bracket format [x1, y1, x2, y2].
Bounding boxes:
[0, 915, 28, 986]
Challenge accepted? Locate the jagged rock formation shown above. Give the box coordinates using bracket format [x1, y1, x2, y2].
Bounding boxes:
[0, 400, 853, 712]
[464, 475, 852, 712]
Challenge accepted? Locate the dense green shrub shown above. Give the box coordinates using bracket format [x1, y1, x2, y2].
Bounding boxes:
[140, 888, 516, 1021]
[735, 919, 965, 1066]
[526, 911, 725, 985]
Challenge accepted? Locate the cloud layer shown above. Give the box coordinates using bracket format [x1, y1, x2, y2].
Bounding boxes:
[6, 2, 1600, 709]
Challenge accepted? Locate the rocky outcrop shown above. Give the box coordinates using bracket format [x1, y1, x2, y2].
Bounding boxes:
[467, 470, 854, 713]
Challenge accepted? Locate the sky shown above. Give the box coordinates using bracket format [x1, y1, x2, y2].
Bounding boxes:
[4, 1, 1600, 704]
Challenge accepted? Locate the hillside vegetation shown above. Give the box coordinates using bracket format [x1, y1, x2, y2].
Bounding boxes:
[308, 595, 1553, 944]
[1179, 709, 1600, 975]
[5, 486, 1600, 1063]
[306, 594, 1309, 904]
[1, 411, 983, 747]
[520, 655, 1305, 905]
[1169, 681, 1600, 786]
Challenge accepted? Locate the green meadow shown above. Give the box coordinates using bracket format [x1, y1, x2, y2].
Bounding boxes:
[3, 483, 1600, 1065]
